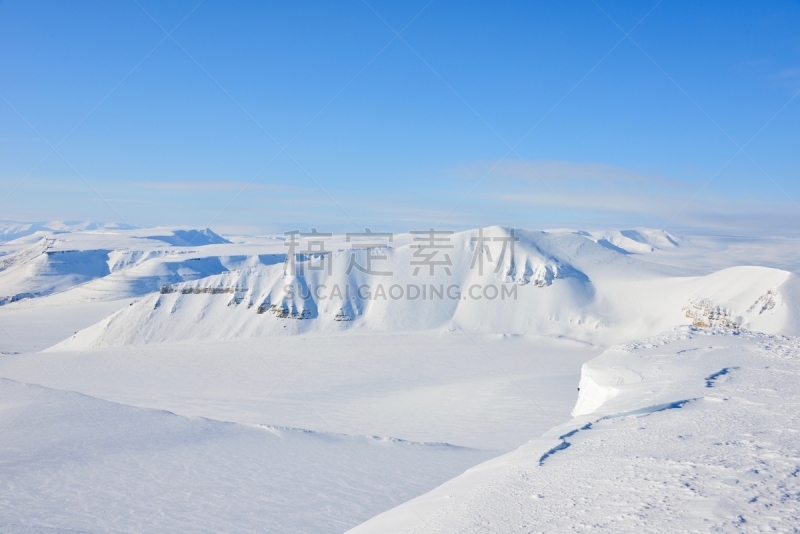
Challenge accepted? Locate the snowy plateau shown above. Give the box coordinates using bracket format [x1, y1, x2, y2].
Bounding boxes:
[0, 223, 798, 533]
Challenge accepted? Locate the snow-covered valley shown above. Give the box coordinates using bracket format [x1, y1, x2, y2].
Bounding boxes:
[1, 224, 799, 532]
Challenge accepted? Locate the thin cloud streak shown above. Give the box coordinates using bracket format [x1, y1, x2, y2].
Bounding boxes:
[135, 180, 298, 192]
[451, 159, 683, 188]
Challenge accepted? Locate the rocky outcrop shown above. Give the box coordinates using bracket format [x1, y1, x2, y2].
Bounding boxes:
[683, 299, 741, 330]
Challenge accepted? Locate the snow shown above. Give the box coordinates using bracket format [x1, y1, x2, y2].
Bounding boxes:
[352, 328, 800, 533]
[0, 333, 598, 452]
[1, 222, 799, 532]
[0, 296, 133, 353]
[0, 378, 489, 533]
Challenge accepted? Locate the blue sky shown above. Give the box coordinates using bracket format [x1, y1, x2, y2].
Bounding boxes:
[1, 0, 799, 235]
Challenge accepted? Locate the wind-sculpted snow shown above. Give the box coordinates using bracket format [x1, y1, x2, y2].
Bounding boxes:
[351, 328, 800, 533]
[704, 366, 738, 387]
[539, 398, 697, 466]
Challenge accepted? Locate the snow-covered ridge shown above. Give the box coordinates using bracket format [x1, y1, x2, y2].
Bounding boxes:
[351, 328, 800, 532]
[570, 228, 680, 254]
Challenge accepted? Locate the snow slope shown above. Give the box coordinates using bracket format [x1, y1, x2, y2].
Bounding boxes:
[352, 328, 800, 533]
[0, 377, 489, 533]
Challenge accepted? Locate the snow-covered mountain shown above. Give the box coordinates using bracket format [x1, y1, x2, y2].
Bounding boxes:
[40, 226, 800, 350]
[571, 228, 680, 253]
[0, 225, 796, 347]
[0, 220, 136, 242]
[0, 227, 231, 304]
